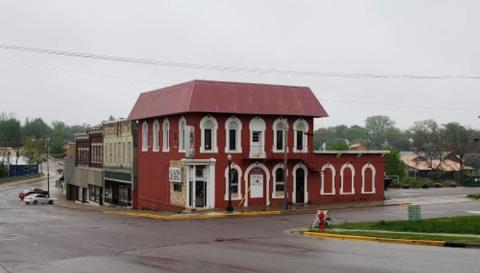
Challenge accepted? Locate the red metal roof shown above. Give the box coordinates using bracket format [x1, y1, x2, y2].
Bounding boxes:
[128, 80, 328, 120]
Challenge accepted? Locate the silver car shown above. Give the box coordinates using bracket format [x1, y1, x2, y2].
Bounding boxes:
[24, 194, 53, 205]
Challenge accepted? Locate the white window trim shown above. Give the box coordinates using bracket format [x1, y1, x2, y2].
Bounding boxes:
[179, 117, 186, 153]
[243, 162, 271, 207]
[321, 163, 336, 195]
[249, 117, 266, 158]
[272, 163, 287, 199]
[272, 118, 288, 153]
[224, 116, 243, 154]
[142, 121, 148, 152]
[162, 119, 170, 152]
[340, 162, 356, 195]
[361, 163, 376, 194]
[200, 115, 218, 153]
[293, 118, 309, 153]
[153, 120, 160, 152]
[292, 163, 308, 204]
[224, 163, 243, 201]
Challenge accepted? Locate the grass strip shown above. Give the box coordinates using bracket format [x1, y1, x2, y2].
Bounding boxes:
[467, 194, 480, 200]
[329, 231, 480, 244]
[332, 216, 480, 235]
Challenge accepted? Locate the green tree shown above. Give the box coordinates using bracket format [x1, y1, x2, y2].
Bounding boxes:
[365, 115, 396, 149]
[23, 118, 51, 139]
[384, 148, 406, 180]
[346, 125, 369, 144]
[409, 120, 443, 177]
[326, 139, 349, 150]
[0, 114, 22, 171]
[442, 122, 475, 182]
[50, 136, 65, 157]
[23, 137, 46, 169]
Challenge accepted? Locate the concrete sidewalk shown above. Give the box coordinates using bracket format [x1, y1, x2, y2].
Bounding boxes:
[53, 194, 407, 220]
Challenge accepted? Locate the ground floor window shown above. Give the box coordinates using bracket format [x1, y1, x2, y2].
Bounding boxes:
[173, 183, 182, 192]
[105, 180, 132, 207]
[88, 184, 102, 204]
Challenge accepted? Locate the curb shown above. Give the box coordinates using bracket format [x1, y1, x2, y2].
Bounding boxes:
[103, 210, 283, 221]
[304, 231, 480, 249]
[0, 176, 46, 188]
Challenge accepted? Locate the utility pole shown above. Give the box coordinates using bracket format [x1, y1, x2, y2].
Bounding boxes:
[46, 137, 50, 198]
[283, 118, 289, 211]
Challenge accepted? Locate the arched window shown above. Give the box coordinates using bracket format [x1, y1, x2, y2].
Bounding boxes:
[272, 118, 288, 153]
[272, 163, 286, 198]
[321, 163, 336, 195]
[153, 120, 160, 152]
[200, 115, 218, 153]
[293, 118, 309, 153]
[340, 162, 356, 195]
[162, 119, 170, 152]
[179, 117, 186, 152]
[249, 117, 266, 158]
[225, 116, 242, 153]
[142, 121, 148, 152]
[362, 163, 376, 194]
[224, 164, 242, 200]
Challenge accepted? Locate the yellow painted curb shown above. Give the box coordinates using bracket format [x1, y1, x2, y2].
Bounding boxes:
[304, 232, 446, 247]
[103, 210, 283, 221]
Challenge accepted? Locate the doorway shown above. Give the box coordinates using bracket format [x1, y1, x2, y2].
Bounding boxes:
[188, 165, 210, 209]
[295, 168, 305, 204]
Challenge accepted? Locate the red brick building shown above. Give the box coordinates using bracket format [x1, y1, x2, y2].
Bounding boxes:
[128, 80, 387, 210]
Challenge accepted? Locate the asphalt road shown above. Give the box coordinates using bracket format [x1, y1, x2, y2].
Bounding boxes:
[0, 180, 479, 273]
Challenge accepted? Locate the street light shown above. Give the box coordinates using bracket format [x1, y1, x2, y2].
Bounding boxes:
[226, 154, 234, 212]
[45, 137, 50, 198]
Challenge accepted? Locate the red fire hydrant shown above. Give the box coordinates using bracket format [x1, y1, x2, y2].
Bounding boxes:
[318, 211, 326, 232]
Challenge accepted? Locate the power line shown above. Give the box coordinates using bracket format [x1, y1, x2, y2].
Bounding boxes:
[0, 59, 164, 84]
[1, 43, 480, 80]
[1, 59, 479, 114]
[320, 97, 479, 113]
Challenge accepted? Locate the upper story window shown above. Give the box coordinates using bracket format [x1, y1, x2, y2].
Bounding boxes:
[200, 115, 218, 153]
[293, 118, 309, 153]
[273, 118, 288, 153]
[179, 117, 186, 152]
[249, 117, 266, 158]
[90, 142, 103, 165]
[162, 119, 170, 152]
[153, 120, 160, 152]
[141, 121, 148, 152]
[225, 116, 242, 153]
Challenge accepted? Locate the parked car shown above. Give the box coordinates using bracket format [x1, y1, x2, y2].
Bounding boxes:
[24, 193, 53, 205]
[19, 188, 47, 200]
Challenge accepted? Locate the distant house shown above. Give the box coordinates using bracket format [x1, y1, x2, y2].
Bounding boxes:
[349, 144, 367, 151]
[400, 151, 473, 178]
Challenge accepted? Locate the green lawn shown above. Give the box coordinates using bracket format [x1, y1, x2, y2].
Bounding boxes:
[330, 231, 480, 244]
[332, 216, 480, 235]
[467, 194, 480, 200]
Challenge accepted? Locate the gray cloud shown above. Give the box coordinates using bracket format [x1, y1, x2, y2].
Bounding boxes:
[0, 0, 479, 129]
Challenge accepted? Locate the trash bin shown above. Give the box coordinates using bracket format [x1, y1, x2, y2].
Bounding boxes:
[408, 205, 421, 221]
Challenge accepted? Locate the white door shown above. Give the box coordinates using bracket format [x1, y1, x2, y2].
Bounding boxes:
[250, 174, 264, 198]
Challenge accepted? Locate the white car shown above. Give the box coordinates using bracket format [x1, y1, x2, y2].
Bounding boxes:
[24, 194, 53, 205]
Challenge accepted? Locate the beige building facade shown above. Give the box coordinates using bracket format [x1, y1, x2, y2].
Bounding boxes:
[103, 119, 135, 207]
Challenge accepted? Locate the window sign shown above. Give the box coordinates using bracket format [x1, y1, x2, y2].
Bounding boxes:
[250, 174, 263, 198]
[169, 167, 182, 183]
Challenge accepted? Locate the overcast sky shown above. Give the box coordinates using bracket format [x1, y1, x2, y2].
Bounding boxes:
[1, 0, 479, 129]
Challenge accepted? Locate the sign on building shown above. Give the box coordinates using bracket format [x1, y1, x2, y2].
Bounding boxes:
[169, 167, 182, 183]
[185, 126, 195, 158]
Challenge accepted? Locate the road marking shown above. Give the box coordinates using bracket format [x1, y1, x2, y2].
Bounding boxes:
[466, 211, 480, 215]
